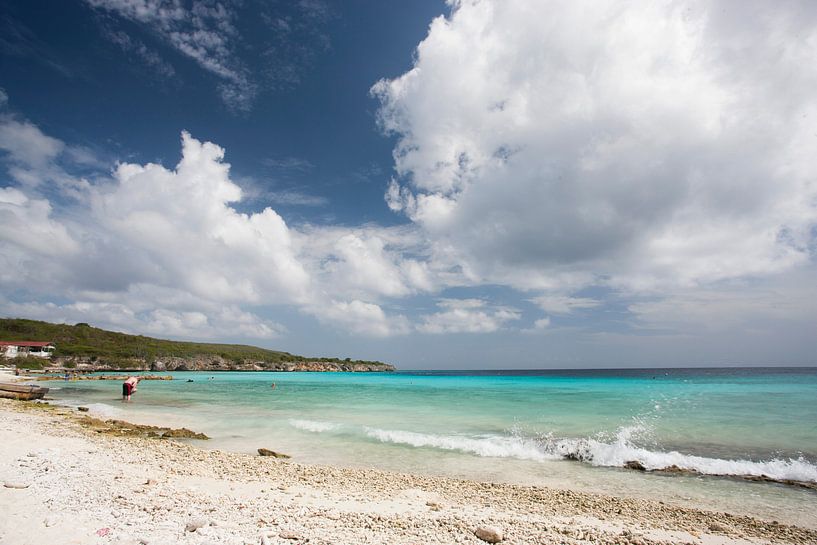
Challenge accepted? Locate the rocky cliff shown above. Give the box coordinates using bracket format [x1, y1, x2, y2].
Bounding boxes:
[51, 356, 395, 373]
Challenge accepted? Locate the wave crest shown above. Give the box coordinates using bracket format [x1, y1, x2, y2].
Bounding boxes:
[364, 427, 556, 461]
[289, 419, 342, 433]
[288, 419, 817, 484]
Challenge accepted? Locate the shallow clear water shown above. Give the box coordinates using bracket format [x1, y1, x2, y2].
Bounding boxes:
[48, 367, 817, 527]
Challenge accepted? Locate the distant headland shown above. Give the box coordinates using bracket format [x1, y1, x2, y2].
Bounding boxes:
[0, 318, 395, 373]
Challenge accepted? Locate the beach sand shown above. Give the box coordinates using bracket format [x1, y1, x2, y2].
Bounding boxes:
[1, 400, 814, 545]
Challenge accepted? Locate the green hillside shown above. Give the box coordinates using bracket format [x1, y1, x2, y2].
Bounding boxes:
[0, 318, 389, 367]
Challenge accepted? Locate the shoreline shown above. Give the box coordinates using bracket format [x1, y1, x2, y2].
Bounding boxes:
[1, 400, 816, 545]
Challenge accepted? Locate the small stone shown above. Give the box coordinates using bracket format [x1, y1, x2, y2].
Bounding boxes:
[77, 406, 89, 412]
[708, 522, 729, 533]
[258, 448, 291, 458]
[185, 518, 208, 532]
[624, 460, 646, 471]
[279, 531, 301, 540]
[474, 526, 503, 543]
[3, 482, 30, 489]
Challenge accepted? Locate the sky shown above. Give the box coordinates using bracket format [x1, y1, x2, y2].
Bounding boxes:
[1, 0, 816, 369]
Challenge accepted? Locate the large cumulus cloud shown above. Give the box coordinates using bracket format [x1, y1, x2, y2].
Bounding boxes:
[373, 0, 817, 293]
[0, 127, 415, 338]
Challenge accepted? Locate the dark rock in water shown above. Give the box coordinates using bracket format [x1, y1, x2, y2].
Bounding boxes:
[258, 448, 291, 459]
[77, 406, 89, 412]
[624, 460, 646, 471]
[162, 428, 208, 440]
[474, 526, 503, 543]
[659, 464, 692, 474]
[736, 474, 817, 490]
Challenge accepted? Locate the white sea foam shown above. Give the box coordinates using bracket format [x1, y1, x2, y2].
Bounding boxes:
[289, 419, 343, 433]
[363, 427, 558, 461]
[545, 425, 817, 483]
[286, 418, 817, 484]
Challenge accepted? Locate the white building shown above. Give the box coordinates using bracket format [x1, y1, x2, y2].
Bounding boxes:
[0, 341, 56, 358]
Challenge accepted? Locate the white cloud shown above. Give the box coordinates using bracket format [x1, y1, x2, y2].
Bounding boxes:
[0, 187, 79, 256]
[1, 126, 424, 339]
[0, 187, 81, 297]
[86, 0, 255, 110]
[0, 117, 63, 169]
[262, 157, 315, 172]
[0, 115, 96, 197]
[532, 295, 600, 315]
[628, 270, 817, 334]
[533, 318, 550, 330]
[373, 0, 817, 295]
[0, 299, 285, 340]
[266, 191, 327, 207]
[297, 224, 438, 301]
[317, 300, 410, 337]
[103, 28, 176, 78]
[86, 1, 333, 111]
[89, 131, 311, 305]
[417, 298, 520, 334]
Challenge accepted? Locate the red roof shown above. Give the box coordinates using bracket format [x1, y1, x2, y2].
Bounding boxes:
[0, 341, 54, 347]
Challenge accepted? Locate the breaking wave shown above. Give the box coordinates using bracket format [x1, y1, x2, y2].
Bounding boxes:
[543, 426, 817, 484]
[291, 419, 817, 484]
[363, 427, 556, 461]
[289, 419, 343, 433]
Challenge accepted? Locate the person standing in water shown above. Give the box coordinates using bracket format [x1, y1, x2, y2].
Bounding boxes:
[122, 376, 141, 401]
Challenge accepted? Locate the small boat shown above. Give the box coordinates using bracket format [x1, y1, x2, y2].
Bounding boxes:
[0, 382, 50, 401]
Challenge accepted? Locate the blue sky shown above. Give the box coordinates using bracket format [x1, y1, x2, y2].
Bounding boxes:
[1, 0, 816, 368]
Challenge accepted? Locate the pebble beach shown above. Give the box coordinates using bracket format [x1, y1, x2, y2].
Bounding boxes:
[1, 400, 815, 545]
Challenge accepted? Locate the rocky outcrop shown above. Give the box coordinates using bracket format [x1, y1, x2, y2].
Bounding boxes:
[49, 356, 395, 373]
[80, 416, 210, 440]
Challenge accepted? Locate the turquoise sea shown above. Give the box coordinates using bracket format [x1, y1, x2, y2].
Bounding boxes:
[47, 367, 817, 527]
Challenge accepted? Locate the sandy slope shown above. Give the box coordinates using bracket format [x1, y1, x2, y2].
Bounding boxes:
[0, 400, 814, 545]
